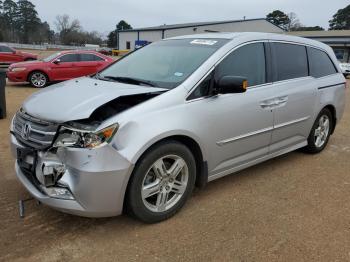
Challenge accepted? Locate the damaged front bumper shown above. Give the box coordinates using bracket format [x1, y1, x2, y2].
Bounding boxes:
[11, 133, 134, 217]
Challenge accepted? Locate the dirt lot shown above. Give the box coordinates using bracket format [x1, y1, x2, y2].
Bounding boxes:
[0, 74, 350, 261]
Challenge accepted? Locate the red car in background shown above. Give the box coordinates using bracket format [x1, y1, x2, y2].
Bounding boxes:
[0, 45, 37, 65]
[7, 50, 114, 87]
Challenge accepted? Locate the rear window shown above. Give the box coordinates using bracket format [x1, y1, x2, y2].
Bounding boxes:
[59, 54, 80, 62]
[0, 46, 13, 52]
[80, 53, 104, 62]
[307, 47, 337, 78]
[271, 43, 308, 81]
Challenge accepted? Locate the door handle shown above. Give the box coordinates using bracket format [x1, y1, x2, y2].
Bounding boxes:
[259, 101, 275, 109]
[275, 96, 288, 106]
[260, 96, 288, 109]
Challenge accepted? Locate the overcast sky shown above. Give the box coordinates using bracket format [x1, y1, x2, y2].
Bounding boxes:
[31, 0, 349, 37]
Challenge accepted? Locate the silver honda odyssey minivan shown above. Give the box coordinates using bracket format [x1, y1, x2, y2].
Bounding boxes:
[10, 33, 346, 223]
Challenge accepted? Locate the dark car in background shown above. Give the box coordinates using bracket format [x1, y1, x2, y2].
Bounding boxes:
[0, 45, 37, 66]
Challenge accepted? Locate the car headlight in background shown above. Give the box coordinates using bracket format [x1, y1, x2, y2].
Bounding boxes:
[54, 123, 119, 148]
[10, 67, 26, 72]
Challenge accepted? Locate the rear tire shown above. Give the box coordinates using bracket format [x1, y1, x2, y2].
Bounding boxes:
[126, 141, 196, 223]
[28, 71, 48, 88]
[303, 108, 333, 154]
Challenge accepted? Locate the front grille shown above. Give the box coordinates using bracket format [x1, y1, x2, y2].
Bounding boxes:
[13, 110, 58, 150]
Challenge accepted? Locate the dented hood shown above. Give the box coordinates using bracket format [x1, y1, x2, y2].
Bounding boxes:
[23, 77, 167, 123]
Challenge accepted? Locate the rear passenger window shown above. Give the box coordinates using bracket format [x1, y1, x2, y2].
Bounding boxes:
[59, 54, 80, 62]
[271, 43, 308, 81]
[80, 54, 104, 62]
[307, 47, 337, 78]
[215, 43, 266, 87]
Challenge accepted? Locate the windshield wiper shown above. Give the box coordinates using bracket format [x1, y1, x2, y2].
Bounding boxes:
[102, 76, 158, 87]
[94, 73, 109, 81]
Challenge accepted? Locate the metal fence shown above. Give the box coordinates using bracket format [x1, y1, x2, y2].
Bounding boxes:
[0, 42, 98, 51]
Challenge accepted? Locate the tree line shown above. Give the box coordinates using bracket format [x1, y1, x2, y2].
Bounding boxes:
[0, 0, 349, 47]
[266, 5, 350, 31]
[0, 0, 54, 43]
[0, 0, 103, 45]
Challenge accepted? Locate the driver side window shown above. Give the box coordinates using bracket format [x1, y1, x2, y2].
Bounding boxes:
[215, 42, 266, 87]
[188, 42, 267, 100]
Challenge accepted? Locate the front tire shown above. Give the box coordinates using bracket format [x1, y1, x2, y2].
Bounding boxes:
[303, 108, 333, 154]
[126, 141, 196, 223]
[29, 71, 48, 88]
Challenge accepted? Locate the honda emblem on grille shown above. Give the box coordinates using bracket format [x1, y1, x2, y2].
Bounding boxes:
[21, 122, 31, 140]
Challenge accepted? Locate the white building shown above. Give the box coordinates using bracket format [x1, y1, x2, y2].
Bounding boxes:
[118, 18, 284, 50]
[288, 30, 350, 63]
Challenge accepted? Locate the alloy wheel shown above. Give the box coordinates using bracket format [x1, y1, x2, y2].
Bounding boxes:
[31, 72, 47, 87]
[314, 114, 330, 148]
[141, 155, 189, 212]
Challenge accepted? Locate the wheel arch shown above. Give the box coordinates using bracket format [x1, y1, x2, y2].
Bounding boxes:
[323, 104, 337, 134]
[159, 135, 208, 188]
[27, 70, 50, 83]
[122, 134, 208, 214]
[136, 135, 208, 188]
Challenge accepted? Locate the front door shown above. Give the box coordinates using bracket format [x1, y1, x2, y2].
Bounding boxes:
[50, 53, 80, 80]
[187, 42, 274, 179]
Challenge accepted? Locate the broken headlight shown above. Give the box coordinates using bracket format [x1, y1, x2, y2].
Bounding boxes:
[54, 123, 119, 148]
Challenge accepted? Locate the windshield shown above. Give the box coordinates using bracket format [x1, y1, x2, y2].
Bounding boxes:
[99, 38, 228, 89]
[43, 52, 61, 62]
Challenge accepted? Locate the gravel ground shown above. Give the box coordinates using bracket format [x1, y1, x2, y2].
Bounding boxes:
[0, 76, 349, 262]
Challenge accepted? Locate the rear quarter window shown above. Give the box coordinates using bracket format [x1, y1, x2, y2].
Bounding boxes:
[80, 53, 104, 62]
[307, 47, 337, 78]
[271, 42, 308, 81]
[59, 54, 80, 62]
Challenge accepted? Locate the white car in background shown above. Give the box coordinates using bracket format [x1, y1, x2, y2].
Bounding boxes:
[339, 62, 350, 78]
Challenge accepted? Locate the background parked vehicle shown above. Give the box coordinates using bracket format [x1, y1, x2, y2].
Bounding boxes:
[7, 50, 114, 87]
[97, 47, 112, 56]
[0, 45, 37, 66]
[339, 61, 350, 78]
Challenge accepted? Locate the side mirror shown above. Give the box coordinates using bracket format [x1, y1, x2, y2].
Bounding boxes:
[53, 59, 61, 64]
[217, 76, 248, 94]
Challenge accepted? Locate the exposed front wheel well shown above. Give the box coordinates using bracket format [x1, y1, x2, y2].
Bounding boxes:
[161, 136, 207, 188]
[132, 135, 207, 190]
[323, 105, 336, 134]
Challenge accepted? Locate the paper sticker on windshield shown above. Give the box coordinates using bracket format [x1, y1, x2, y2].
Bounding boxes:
[174, 72, 183, 77]
[190, 39, 217, 46]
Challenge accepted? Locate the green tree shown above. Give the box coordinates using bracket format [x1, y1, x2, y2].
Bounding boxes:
[107, 30, 117, 48]
[290, 25, 324, 31]
[116, 20, 132, 30]
[0, 0, 4, 40]
[266, 10, 290, 30]
[329, 4, 350, 30]
[17, 0, 41, 43]
[3, 0, 19, 41]
[107, 20, 132, 48]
